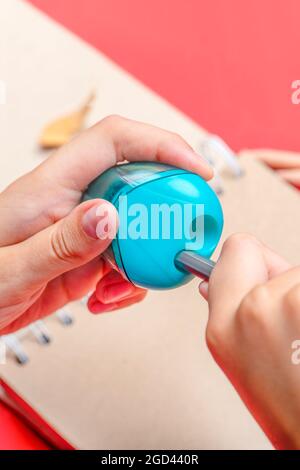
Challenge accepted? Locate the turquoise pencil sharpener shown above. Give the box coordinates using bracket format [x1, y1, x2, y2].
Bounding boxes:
[83, 162, 223, 290]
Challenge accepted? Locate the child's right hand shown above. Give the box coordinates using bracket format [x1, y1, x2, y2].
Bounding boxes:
[199, 233, 300, 449]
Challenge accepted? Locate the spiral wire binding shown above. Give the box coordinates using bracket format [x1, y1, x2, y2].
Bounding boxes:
[0, 308, 75, 365]
[199, 135, 243, 194]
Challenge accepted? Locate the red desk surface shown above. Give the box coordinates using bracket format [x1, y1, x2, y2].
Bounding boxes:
[0, 401, 49, 450]
[2, 0, 300, 450]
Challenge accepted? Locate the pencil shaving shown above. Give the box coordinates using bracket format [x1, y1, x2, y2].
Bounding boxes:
[39, 92, 95, 149]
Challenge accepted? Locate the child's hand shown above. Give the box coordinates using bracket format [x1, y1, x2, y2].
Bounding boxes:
[199, 234, 300, 449]
[0, 115, 212, 335]
[240, 149, 300, 188]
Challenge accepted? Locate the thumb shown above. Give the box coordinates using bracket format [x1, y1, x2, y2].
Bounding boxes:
[12, 199, 118, 290]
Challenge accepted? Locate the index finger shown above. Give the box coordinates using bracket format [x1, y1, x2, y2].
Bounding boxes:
[207, 234, 291, 323]
[239, 149, 300, 170]
[37, 115, 213, 192]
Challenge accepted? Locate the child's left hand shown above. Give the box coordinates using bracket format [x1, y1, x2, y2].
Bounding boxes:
[0, 115, 212, 334]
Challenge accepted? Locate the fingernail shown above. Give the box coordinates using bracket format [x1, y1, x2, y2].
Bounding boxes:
[102, 282, 135, 303]
[82, 202, 116, 240]
[199, 280, 209, 298]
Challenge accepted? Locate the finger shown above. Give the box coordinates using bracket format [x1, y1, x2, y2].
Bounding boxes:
[199, 280, 209, 300]
[94, 270, 146, 304]
[0, 258, 112, 335]
[277, 169, 300, 186]
[2, 199, 118, 293]
[207, 234, 287, 322]
[88, 289, 147, 314]
[96, 279, 136, 304]
[259, 240, 292, 277]
[263, 266, 300, 301]
[0, 117, 212, 247]
[40, 257, 113, 314]
[95, 268, 127, 291]
[113, 290, 147, 310]
[240, 149, 300, 170]
[37, 115, 213, 193]
[199, 241, 290, 302]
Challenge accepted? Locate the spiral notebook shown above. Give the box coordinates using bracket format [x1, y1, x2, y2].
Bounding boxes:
[1, 0, 300, 450]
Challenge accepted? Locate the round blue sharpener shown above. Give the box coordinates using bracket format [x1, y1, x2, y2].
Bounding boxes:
[83, 162, 223, 290]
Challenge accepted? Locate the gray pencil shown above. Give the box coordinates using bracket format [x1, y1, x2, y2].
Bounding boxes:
[175, 250, 216, 279]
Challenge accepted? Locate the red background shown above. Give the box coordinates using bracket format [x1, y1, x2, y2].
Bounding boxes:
[27, 0, 300, 151]
[0, 402, 48, 449]
[1, 0, 300, 450]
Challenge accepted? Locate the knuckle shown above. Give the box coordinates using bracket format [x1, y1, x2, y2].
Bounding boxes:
[283, 285, 300, 317]
[206, 321, 225, 353]
[237, 285, 270, 325]
[99, 114, 124, 129]
[50, 226, 80, 264]
[168, 132, 191, 149]
[157, 132, 191, 159]
[223, 232, 256, 251]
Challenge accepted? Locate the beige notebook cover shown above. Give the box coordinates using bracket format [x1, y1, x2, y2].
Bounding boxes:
[1, 0, 300, 450]
[1, 156, 300, 450]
